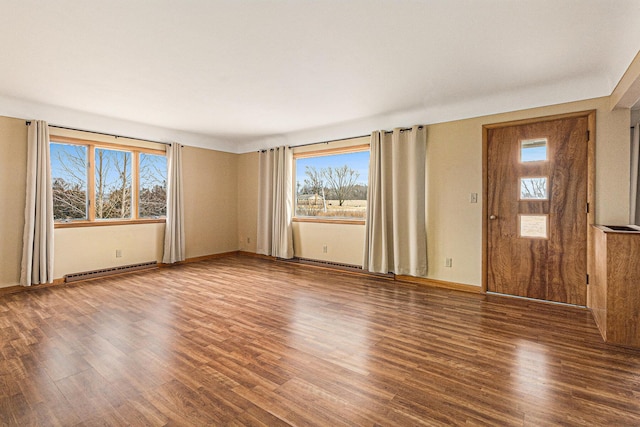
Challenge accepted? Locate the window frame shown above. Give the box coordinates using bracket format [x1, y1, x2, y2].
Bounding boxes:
[293, 142, 370, 225]
[50, 135, 167, 228]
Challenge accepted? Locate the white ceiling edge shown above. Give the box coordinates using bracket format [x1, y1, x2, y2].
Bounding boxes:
[0, 71, 615, 155]
[0, 94, 236, 153]
[238, 73, 612, 154]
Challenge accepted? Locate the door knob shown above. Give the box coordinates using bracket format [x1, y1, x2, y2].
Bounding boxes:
[489, 215, 497, 220]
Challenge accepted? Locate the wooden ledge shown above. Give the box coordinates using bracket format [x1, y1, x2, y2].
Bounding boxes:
[293, 217, 365, 225]
[55, 219, 165, 228]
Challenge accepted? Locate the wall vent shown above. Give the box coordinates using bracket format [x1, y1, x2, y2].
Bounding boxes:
[64, 261, 157, 283]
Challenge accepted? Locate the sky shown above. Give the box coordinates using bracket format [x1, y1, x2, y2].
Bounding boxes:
[50, 142, 166, 191]
[50, 142, 88, 187]
[521, 140, 547, 162]
[295, 151, 370, 189]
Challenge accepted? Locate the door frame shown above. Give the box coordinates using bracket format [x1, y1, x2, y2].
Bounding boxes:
[481, 110, 596, 299]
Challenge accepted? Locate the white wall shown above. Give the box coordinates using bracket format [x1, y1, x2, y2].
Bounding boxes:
[238, 96, 631, 288]
[0, 96, 632, 288]
[293, 222, 365, 266]
[51, 145, 240, 280]
[426, 97, 629, 286]
[182, 146, 239, 259]
[237, 152, 259, 253]
[426, 117, 483, 284]
[0, 118, 241, 288]
[0, 116, 27, 287]
[54, 224, 164, 279]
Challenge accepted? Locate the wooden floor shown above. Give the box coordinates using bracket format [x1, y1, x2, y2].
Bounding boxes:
[1, 255, 640, 426]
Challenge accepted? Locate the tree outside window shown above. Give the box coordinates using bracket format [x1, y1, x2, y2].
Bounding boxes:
[139, 153, 167, 218]
[95, 148, 132, 219]
[294, 148, 369, 220]
[51, 143, 88, 221]
[50, 140, 167, 223]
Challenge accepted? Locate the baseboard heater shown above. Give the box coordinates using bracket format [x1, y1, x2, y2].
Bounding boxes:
[291, 257, 363, 271]
[288, 257, 394, 278]
[64, 261, 157, 283]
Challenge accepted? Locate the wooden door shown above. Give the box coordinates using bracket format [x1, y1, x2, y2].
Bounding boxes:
[486, 115, 590, 305]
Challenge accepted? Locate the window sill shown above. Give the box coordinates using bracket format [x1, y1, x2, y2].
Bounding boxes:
[293, 217, 365, 225]
[54, 219, 166, 229]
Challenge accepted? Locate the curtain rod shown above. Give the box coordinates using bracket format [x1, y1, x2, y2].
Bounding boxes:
[258, 134, 368, 152]
[258, 126, 424, 152]
[288, 133, 370, 150]
[291, 126, 424, 150]
[25, 121, 172, 146]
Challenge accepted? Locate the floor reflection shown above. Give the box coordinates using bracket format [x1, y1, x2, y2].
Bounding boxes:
[514, 339, 550, 401]
[289, 292, 372, 375]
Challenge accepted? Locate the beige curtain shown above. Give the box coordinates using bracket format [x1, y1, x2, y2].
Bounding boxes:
[162, 143, 185, 263]
[363, 126, 427, 276]
[20, 120, 54, 286]
[257, 146, 294, 259]
[631, 123, 640, 224]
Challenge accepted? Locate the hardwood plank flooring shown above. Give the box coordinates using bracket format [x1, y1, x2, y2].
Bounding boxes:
[1, 254, 640, 426]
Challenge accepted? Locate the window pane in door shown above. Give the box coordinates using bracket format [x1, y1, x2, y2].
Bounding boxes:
[519, 214, 548, 239]
[520, 177, 548, 200]
[521, 138, 547, 162]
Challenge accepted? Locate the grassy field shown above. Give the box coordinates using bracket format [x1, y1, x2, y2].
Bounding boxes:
[295, 199, 366, 218]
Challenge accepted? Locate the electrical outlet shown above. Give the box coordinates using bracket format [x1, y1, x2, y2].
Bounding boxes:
[470, 193, 478, 203]
[322, 245, 328, 253]
[116, 249, 122, 258]
[445, 257, 452, 267]
[247, 237, 251, 244]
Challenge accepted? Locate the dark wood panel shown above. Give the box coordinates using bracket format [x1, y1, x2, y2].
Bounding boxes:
[1, 255, 639, 425]
[606, 232, 640, 345]
[593, 228, 640, 347]
[592, 227, 609, 338]
[487, 115, 588, 305]
[546, 116, 588, 305]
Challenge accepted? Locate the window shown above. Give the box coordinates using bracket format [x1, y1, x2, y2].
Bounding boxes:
[294, 144, 369, 221]
[139, 153, 167, 218]
[520, 138, 547, 162]
[51, 142, 88, 220]
[50, 137, 167, 225]
[94, 147, 132, 219]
